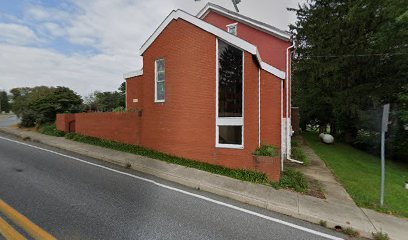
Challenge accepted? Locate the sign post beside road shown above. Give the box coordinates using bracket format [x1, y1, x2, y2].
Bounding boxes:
[380, 104, 390, 207]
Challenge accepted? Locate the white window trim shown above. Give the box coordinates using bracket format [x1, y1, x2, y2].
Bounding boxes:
[226, 22, 238, 35]
[215, 38, 245, 149]
[154, 59, 165, 103]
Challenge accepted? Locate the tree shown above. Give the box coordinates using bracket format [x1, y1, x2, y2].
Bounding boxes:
[84, 82, 126, 112]
[10, 87, 33, 117]
[11, 86, 83, 127]
[118, 82, 126, 108]
[290, 0, 407, 139]
[0, 91, 11, 113]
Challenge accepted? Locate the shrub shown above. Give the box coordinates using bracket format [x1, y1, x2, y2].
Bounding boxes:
[253, 144, 279, 157]
[343, 227, 359, 237]
[279, 169, 309, 193]
[353, 129, 380, 154]
[291, 147, 311, 165]
[112, 107, 126, 112]
[19, 110, 38, 127]
[38, 124, 65, 137]
[372, 232, 390, 240]
[319, 220, 327, 227]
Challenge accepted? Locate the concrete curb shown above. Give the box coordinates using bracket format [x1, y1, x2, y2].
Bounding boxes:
[1, 127, 405, 240]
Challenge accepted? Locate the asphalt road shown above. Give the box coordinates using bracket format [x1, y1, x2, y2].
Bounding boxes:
[0, 132, 345, 240]
[0, 115, 18, 128]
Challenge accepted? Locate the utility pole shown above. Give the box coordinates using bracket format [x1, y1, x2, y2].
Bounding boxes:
[380, 103, 390, 207]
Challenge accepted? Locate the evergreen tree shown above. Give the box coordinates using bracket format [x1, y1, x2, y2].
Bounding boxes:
[290, 0, 407, 141]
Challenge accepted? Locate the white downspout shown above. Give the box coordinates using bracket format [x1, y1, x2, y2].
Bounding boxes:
[258, 68, 261, 147]
[286, 44, 294, 162]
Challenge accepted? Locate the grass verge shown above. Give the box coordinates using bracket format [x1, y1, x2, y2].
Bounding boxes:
[35, 126, 310, 193]
[303, 131, 408, 218]
[64, 132, 270, 184]
[38, 124, 66, 137]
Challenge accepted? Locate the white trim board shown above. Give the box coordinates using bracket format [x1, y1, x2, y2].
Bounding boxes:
[138, 9, 285, 80]
[123, 69, 143, 79]
[196, 3, 291, 41]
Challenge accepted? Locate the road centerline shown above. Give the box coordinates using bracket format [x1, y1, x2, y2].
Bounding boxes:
[0, 199, 56, 240]
[0, 215, 27, 240]
[0, 135, 343, 240]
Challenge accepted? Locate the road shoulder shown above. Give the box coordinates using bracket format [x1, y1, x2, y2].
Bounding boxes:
[1, 127, 406, 240]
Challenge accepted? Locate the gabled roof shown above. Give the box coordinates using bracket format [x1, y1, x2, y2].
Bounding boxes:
[196, 3, 291, 42]
[139, 9, 285, 79]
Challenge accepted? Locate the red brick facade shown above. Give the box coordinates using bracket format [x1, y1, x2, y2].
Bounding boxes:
[126, 19, 282, 180]
[57, 13, 286, 181]
[202, 11, 292, 118]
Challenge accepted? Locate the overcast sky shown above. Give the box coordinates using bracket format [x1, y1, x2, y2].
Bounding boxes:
[0, 0, 304, 96]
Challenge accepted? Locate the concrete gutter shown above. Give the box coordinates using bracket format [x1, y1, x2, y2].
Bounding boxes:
[1, 127, 406, 240]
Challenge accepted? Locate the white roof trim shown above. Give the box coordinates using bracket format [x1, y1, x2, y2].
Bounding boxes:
[139, 10, 285, 80]
[260, 62, 286, 79]
[197, 4, 291, 41]
[123, 69, 143, 79]
[140, 10, 257, 56]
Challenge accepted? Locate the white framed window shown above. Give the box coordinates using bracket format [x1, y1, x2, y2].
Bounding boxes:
[216, 39, 244, 149]
[226, 23, 238, 36]
[155, 59, 165, 102]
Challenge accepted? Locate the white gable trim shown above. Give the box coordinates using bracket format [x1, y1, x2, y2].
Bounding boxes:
[197, 4, 291, 41]
[140, 10, 257, 56]
[123, 69, 143, 79]
[260, 62, 286, 79]
[138, 10, 285, 79]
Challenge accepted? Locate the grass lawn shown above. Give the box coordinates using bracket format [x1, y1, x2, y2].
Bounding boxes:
[303, 132, 408, 218]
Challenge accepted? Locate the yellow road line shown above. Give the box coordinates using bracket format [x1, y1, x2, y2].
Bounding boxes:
[0, 199, 56, 240]
[0, 216, 27, 240]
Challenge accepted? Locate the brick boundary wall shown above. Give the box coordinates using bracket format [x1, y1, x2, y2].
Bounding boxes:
[56, 114, 76, 133]
[56, 112, 141, 145]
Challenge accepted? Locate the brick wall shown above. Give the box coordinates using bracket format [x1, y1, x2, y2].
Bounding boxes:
[56, 114, 76, 132]
[56, 112, 141, 145]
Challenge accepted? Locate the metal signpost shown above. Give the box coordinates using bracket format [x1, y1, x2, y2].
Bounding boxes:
[380, 104, 390, 207]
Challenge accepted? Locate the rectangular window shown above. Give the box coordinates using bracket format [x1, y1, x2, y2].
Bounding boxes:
[216, 39, 244, 148]
[227, 23, 238, 36]
[155, 59, 165, 102]
[219, 126, 242, 145]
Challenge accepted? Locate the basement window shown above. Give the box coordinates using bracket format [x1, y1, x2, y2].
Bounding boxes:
[155, 59, 165, 102]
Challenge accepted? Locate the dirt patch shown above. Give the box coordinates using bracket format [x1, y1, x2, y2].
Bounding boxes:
[305, 177, 325, 199]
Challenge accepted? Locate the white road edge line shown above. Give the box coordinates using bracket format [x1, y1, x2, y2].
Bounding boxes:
[0, 135, 343, 240]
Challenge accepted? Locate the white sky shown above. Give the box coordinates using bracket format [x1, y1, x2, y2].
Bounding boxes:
[0, 0, 304, 96]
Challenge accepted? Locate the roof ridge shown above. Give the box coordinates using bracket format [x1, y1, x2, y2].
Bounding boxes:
[196, 2, 291, 41]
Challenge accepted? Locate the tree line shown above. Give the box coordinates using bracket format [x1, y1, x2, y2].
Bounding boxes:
[290, 0, 407, 161]
[0, 82, 126, 127]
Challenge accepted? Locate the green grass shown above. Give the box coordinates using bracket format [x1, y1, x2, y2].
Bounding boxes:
[303, 132, 408, 218]
[63, 133, 310, 193]
[38, 124, 66, 137]
[291, 146, 311, 166]
[372, 231, 390, 240]
[278, 169, 309, 193]
[64, 133, 269, 184]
